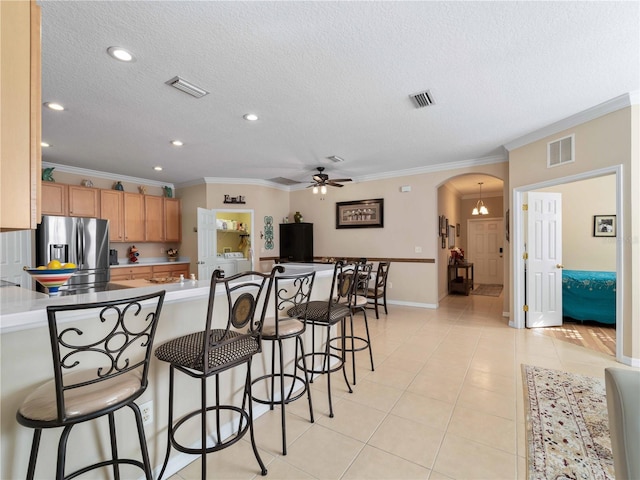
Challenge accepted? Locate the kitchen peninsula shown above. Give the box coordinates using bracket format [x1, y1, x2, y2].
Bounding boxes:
[0, 263, 334, 479]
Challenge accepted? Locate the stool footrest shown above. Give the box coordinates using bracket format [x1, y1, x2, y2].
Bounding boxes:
[329, 335, 371, 353]
[251, 373, 309, 405]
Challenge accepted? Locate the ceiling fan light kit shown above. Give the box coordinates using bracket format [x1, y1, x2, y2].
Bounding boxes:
[309, 167, 352, 194]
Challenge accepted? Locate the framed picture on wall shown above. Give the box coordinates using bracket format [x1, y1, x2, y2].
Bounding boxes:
[456, 223, 460, 237]
[593, 215, 616, 237]
[448, 225, 456, 249]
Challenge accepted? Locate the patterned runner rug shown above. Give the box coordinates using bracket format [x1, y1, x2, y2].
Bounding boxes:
[522, 365, 614, 480]
[470, 284, 503, 296]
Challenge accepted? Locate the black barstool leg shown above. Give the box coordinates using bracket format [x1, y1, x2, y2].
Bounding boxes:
[349, 313, 356, 385]
[309, 324, 316, 384]
[25, 428, 42, 480]
[270, 339, 277, 410]
[157, 366, 175, 480]
[56, 424, 73, 480]
[108, 412, 121, 480]
[374, 297, 380, 319]
[277, 338, 287, 455]
[130, 402, 153, 480]
[362, 308, 375, 371]
[324, 324, 334, 418]
[341, 317, 353, 394]
[383, 292, 388, 314]
[202, 375, 209, 480]
[297, 336, 315, 423]
[245, 361, 268, 475]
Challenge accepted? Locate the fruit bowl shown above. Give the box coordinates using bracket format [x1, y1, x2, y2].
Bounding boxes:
[24, 267, 77, 296]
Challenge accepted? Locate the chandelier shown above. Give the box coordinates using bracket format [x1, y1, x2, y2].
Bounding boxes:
[472, 182, 489, 216]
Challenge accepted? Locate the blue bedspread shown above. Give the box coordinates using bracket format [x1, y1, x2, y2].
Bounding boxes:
[562, 270, 616, 324]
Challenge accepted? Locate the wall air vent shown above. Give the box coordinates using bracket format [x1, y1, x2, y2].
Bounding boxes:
[409, 89, 435, 108]
[547, 134, 575, 168]
[165, 76, 209, 98]
[268, 177, 300, 186]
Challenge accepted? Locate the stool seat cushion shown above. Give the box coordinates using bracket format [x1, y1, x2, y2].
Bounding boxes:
[19, 370, 143, 422]
[288, 301, 350, 324]
[338, 295, 368, 307]
[262, 318, 304, 338]
[155, 329, 259, 372]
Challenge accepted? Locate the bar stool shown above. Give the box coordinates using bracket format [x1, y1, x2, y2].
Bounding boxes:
[16, 290, 166, 480]
[366, 261, 391, 319]
[331, 260, 374, 385]
[154, 267, 280, 479]
[290, 261, 356, 418]
[251, 269, 316, 455]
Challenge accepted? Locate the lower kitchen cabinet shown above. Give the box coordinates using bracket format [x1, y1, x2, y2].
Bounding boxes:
[110, 266, 153, 281]
[152, 263, 189, 278]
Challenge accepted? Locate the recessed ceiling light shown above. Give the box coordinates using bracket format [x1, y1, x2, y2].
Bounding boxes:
[107, 46, 135, 62]
[243, 113, 258, 121]
[171, 140, 183, 146]
[44, 102, 64, 111]
[41, 142, 50, 147]
[153, 166, 163, 171]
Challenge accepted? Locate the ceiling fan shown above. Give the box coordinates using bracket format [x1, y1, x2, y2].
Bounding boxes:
[308, 167, 352, 190]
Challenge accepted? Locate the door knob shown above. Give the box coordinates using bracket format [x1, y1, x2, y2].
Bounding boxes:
[556, 264, 564, 269]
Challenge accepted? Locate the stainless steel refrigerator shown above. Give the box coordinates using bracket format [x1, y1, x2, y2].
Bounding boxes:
[36, 215, 110, 294]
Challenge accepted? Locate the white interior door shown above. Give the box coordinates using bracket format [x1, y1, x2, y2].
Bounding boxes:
[0, 230, 32, 287]
[467, 218, 504, 285]
[526, 192, 563, 328]
[197, 207, 217, 282]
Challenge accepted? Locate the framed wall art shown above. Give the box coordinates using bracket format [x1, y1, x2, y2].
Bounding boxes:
[593, 215, 616, 237]
[336, 198, 384, 229]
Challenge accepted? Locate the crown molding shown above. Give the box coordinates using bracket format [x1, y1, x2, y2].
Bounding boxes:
[504, 91, 638, 152]
[42, 162, 174, 189]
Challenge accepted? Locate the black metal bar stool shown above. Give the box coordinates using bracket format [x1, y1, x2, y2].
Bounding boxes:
[251, 269, 316, 455]
[290, 261, 356, 418]
[331, 260, 375, 385]
[16, 290, 166, 480]
[366, 261, 391, 319]
[154, 267, 280, 479]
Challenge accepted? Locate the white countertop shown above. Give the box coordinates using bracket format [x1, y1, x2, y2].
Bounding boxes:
[110, 257, 190, 268]
[0, 263, 333, 334]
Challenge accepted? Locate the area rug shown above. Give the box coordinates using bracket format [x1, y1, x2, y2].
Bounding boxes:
[470, 284, 503, 296]
[522, 364, 614, 480]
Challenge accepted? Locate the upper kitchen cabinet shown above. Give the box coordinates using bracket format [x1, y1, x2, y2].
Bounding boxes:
[41, 183, 68, 216]
[123, 192, 145, 242]
[164, 198, 182, 242]
[68, 186, 99, 218]
[1, 0, 41, 230]
[100, 189, 124, 242]
[144, 195, 164, 242]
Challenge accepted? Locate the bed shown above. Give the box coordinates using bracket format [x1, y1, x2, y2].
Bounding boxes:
[562, 270, 616, 324]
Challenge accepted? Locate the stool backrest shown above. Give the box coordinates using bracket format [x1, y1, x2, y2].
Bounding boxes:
[274, 270, 316, 327]
[334, 260, 362, 305]
[375, 261, 391, 291]
[203, 267, 282, 373]
[45, 290, 165, 422]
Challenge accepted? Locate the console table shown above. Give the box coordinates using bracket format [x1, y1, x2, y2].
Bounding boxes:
[448, 263, 474, 295]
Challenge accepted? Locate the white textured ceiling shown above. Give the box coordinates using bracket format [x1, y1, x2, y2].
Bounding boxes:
[40, 1, 639, 194]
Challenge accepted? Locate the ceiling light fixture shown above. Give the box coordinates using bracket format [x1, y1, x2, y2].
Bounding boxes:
[41, 142, 50, 148]
[171, 140, 183, 146]
[44, 102, 64, 111]
[320, 185, 327, 195]
[472, 182, 489, 216]
[107, 46, 135, 62]
[243, 113, 258, 121]
[154, 166, 163, 171]
[312, 186, 319, 194]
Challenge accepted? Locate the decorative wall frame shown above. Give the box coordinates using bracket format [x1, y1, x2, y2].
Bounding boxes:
[448, 225, 456, 249]
[593, 215, 616, 237]
[336, 198, 384, 229]
[456, 223, 460, 237]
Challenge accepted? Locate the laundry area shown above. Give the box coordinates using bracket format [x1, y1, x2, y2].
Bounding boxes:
[215, 211, 252, 276]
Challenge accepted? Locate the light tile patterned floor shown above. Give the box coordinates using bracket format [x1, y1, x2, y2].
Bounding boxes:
[169, 292, 622, 480]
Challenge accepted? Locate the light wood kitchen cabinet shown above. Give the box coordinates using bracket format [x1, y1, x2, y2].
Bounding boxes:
[41, 183, 68, 216]
[164, 198, 182, 242]
[100, 190, 124, 241]
[144, 195, 164, 242]
[68, 185, 99, 218]
[123, 192, 145, 242]
[1, 1, 41, 230]
[110, 265, 153, 281]
[152, 263, 189, 279]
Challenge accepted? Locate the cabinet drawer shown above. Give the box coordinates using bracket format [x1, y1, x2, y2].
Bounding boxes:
[110, 265, 153, 280]
[152, 264, 189, 278]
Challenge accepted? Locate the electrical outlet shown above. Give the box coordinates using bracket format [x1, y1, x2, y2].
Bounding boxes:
[388, 282, 393, 289]
[140, 400, 153, 425]
[160, 248, 165, 254]
[414, 246, 422, 253]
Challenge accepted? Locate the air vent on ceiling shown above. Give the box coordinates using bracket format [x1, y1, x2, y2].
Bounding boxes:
[327, 155, 344, 163]
[165, 76, 209, 98]
[409, 89, 435, 108]
[268, 177, 300, 186]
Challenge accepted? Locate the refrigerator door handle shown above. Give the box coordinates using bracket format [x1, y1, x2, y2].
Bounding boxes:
[77, 219, 84, 269]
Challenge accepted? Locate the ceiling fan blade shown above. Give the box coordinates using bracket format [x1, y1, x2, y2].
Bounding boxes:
[329, 178, 352, 183]
[327, 181, 345, 187]
[312, 175, 324, 183]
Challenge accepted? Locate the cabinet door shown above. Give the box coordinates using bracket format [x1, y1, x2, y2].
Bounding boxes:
[130, 266, 152, 280]
[152, 263, 188, 278]
[68, 186, 99, 217]
[164, 198, 181, 242]
[279, 223, 313, 261]
[0, 1, 41, 229]
[109, 270, 131, 281]
[41, 183, 68, 216]
[100, 190, 124, 242]
[123, 193, 145, 242]
[144, 195, 164, 241]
